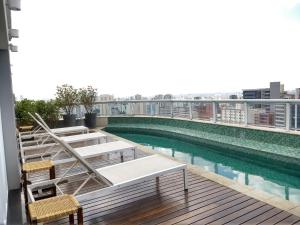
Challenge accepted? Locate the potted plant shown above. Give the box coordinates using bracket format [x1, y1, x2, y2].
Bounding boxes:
[79, 86, 98, 128]
[55, 84, 79, 127]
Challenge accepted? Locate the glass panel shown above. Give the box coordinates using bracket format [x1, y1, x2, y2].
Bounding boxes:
[172, 102, 190, 119]
[217, 102, 245, 124]
[192, 102, 213, 121]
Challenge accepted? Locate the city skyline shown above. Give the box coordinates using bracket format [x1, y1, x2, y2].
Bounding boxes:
[16, 81, 299, 101]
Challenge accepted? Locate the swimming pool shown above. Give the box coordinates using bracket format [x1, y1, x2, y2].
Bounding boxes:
[113, 131, 300, 203]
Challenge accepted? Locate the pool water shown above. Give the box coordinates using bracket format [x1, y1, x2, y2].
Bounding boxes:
[113, 132, 300, 203]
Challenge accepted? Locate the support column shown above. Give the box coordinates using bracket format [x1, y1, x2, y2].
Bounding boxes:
[189, 102, 193, 120]
[295, 104, 298, 130]
[0, 50, 20, 190]
[286, 103, 290, 130]
[244, 102, 248, 126]
[212, 102, 217, 123]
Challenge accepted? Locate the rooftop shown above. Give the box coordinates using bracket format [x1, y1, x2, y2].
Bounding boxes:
[21, 131, 300, 225]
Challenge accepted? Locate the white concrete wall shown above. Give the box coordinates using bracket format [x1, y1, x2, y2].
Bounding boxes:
[96, 117, 108, 127]
[0, 108, 8, 224]
[0, 50, 20, 190]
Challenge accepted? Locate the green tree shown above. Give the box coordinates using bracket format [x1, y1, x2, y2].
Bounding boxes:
[35, 100, 60, 128]
[78, 86, 98, 114]
[55, 84, 79, 115]
[15, 99, 36, 126]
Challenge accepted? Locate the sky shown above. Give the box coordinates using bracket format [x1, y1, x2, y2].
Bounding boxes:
[10, 0, 300, 99]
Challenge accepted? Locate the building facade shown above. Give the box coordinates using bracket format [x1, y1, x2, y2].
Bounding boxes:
[221, 108, 245, 124]
[243, 82, 285, 127]
[0, 0, 21, 223]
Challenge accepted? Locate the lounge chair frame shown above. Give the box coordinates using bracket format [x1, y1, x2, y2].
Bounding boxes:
[20, 114, 107, 163]
[26, 131, 188, 204]
[18, 112, 88, 143]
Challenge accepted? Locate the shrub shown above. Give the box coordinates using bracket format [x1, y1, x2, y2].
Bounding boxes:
[35, 100, 60, 128]
[79, 86, 98, 114]
[15, 99, 60, 128]
[15, 99, 36, 126]
[55, 84, 79, 115]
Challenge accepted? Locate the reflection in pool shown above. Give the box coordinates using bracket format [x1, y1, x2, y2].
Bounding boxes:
[113, 132, 300, 203]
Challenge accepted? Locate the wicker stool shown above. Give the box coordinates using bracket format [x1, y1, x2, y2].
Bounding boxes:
[22, 160, 56, 209]
[19, 125, 34, 132]
[28, 194, 83, 225]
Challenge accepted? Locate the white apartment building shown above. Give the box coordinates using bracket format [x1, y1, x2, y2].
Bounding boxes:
[221, 108, 245, 124]
[275, 104, 286, 128]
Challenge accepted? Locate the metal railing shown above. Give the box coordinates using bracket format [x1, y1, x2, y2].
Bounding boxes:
[78, 99, 300, 131]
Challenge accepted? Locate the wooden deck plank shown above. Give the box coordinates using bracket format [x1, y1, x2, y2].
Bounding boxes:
[213, 204, 273, 225]
[22, 148, 300, 225]
[42, 169, 296, 225]
[129, 189, 237, 225]
[275, 215, 300, 225]
[48, 173, 214, 225]
[161, 195, 254, 225]
[257, 211, 294, 224]
[81, 173, 203, 206]
[197, 201, 268, 225]
[146, 193, 247, 225]
[232, 207, 282, 225]
[98, 185, 232, 225]
[83, 185, 215, 224]
[79, 175, 201, 213]
[81, 177, 197, 217]
[110, 187, 231, 223]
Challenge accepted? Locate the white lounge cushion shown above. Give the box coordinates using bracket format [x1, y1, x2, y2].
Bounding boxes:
[75, 141, 134, 158]
[60, 132, 106, 144]
[20, 126, 89, 139]
[96, 154, 186, 185]
[23, 132, 107, 151]
[51, 126, 88, 134]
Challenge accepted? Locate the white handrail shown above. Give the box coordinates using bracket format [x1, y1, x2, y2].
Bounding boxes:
[89, 99, 299, 131]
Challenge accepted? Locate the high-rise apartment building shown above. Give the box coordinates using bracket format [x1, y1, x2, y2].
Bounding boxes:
[242, 82, 283, 100]
[242, 82, 284, 127]
[221, 108, 245, 124]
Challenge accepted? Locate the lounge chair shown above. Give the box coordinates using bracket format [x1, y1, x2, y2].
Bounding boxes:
[19, 125, 89, 140]
[19, 112, 89, 140]
[21, 114, 135, 163]
[21, 132, 108, 162]
[26, 131, 188, 203]
[22, 139, 137, 209]
[21, 120, 137, 214]
[19, 113, 108, 159]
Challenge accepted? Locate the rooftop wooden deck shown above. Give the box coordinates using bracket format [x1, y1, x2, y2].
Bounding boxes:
[22, 137, 300, 225]
[45, 169, 300, 225]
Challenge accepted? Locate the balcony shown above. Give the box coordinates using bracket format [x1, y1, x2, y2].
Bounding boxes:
[1, 1, 300, 224]
[16, 128, 300, 224]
